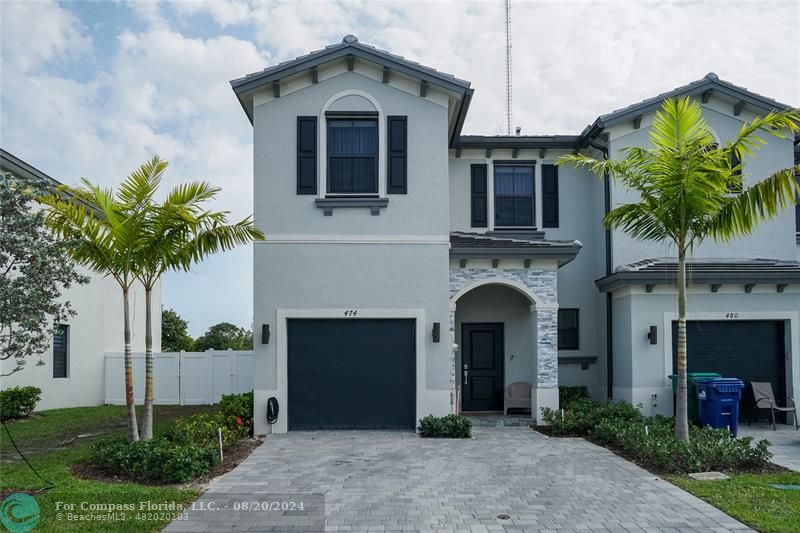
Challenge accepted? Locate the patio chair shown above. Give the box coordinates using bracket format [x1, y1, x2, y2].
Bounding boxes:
[504, 382, 532, 415]
[749, 382, 798, 430]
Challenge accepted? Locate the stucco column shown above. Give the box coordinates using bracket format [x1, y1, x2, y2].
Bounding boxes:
[533, 306, 559, 424]
[449, 304, 457, 413]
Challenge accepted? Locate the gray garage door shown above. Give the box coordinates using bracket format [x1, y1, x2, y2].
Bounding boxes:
[672, 320, 786, 415]
[287, 319, 416, 430]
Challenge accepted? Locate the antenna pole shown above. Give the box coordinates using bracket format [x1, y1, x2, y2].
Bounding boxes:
[504, 0, 513, 135]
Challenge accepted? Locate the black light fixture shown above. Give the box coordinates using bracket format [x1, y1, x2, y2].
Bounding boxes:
[647, 325, 658, 345]
[261, 323, 270, 344]
[432, 322, 441, 343]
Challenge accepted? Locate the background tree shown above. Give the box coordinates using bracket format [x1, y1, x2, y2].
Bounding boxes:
[161, 308, 194, 352]
[0, 173, 88, 376]
[194, 322, 253, 352]
[558, 97, 800, 441]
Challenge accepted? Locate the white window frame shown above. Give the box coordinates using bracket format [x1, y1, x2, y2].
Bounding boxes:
[318, 90, 386, 199]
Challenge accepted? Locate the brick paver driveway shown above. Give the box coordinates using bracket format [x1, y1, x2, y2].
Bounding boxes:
[166, 427, 751, 532]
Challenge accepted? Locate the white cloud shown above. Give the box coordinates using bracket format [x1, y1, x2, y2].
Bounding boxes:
[177, 0, 799, 135]
[171, 0, 254, 27]
[0, 0, 90, 73]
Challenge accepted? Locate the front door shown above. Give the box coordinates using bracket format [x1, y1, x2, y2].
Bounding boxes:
[461, 323, 504, 412]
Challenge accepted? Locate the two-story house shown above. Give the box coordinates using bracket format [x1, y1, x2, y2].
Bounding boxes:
[232, 36, 800, 435]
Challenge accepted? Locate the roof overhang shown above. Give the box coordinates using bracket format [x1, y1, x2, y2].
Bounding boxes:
[0, 148, 62, 188]
[455, 135, 581, 151]
[449, 232, 582, 267]
[580, 73, 796, 145]
[231, 36, 472, 133]
[596, 268, 800, 292]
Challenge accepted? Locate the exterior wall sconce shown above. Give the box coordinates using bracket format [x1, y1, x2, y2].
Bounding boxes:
[432, 322, 441, 343]
[647, 325, 657, 345]
[261, 323, 270, 344]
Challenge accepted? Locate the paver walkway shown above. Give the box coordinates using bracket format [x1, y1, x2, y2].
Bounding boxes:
[738, 423, 800, 472]
[166, 427, 752, 532]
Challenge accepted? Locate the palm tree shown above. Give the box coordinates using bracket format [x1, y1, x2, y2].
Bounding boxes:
[558, 97, 800, 441]
[41, 164, 159, 442]
[133, 157, 264, 440]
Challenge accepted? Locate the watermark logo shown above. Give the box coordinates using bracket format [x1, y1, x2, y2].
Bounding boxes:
[1, 493, 40, 533]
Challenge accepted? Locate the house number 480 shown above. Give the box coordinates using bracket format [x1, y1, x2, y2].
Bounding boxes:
[725, 312, 739, 319]
[344, 310, 358, 317]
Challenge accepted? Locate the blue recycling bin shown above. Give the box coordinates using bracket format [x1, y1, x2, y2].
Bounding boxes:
[695, 378, 744, 437]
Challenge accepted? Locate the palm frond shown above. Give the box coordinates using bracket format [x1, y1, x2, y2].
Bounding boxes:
[709, 166, 800, 241]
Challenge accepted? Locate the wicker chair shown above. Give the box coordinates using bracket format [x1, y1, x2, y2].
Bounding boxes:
[504, 382, 532, 415]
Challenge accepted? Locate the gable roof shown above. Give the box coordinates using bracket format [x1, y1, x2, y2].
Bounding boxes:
[231, 35, 473, 142]
[581, 72, 795, 143]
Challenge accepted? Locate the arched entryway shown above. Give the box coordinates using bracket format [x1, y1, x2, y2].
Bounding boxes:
[448, 274, 560, 423]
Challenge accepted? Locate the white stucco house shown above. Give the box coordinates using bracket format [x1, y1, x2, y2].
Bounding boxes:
[0, 149, 161, 410]
[231, 35, 800, 435]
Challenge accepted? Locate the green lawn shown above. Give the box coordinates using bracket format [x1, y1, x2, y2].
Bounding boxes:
[1, 404, 217, 532]
[669, 471, 800, 533]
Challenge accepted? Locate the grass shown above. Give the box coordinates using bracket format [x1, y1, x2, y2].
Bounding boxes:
[1, 404, 217, 532]
[669, 471, 800, 533]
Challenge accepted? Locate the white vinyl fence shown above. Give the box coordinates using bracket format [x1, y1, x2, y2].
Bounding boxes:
[104, 350, 254, 405]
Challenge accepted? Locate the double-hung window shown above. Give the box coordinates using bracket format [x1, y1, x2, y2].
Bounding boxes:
[494, 164, 535, 227]
[327, 117, 379, 195]
[557, 309, 579, 350]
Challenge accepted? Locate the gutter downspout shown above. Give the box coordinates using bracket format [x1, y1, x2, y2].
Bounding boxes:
[588, 139, 613, 401]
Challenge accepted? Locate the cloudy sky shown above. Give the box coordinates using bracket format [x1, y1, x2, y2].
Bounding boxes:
[2, 0, 798, 336]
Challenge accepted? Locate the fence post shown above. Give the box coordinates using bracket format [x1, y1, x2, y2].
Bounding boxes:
[179, 350, 185, 406]
[228, 348, 234, 398]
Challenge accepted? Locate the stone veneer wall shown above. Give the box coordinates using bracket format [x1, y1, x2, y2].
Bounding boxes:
[448, 268, 559, 412]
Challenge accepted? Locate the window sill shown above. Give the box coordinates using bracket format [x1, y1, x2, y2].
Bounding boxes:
[315, 197, 389, 216]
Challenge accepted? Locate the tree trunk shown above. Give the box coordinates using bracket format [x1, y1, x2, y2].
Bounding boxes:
[123, 287, 140, 442]
[141, 286, 154, 440]
[674, 250, 690, 442]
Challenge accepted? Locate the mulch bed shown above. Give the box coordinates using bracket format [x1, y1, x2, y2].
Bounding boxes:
[0, 488, 44, 500]
[70, 438, 263, 487]
[531, 425, 787, 475]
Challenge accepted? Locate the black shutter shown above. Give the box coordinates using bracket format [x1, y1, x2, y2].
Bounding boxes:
[542, 164, 559, 228]
[729, 151, 743, 193]
[53, 325, 68, 378]
[387, 116, 407, 194]
[471, 164, 487, 228]
[297, 116, 317, 195]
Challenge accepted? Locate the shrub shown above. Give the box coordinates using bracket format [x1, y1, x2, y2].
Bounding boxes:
[219, 391, 254, 437]
[559, 386, 591, 408]
[593, 416, 772, 473]
[91, 435, 219, 483]
[541, 400, 772, 473]
[167, 413, 240, 449]
[0, 386, 42, 421]
[541, 400, 642, 437]
[418, 414, 472, 438]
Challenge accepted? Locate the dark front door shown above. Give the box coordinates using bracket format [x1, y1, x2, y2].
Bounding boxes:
[287, 319, 416, 430]
[461, 323, 504, 412]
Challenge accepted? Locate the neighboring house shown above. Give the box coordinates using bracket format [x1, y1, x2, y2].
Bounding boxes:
[231, 35, 800, 434]
[0, 150, 161, 410]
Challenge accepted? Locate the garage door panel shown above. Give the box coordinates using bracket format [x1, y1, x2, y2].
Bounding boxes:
[671, 320, 786, 417]
[288, 319, 416, 430]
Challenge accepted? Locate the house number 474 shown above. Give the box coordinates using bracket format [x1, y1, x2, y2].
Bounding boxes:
[344, 310, 358, 317]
